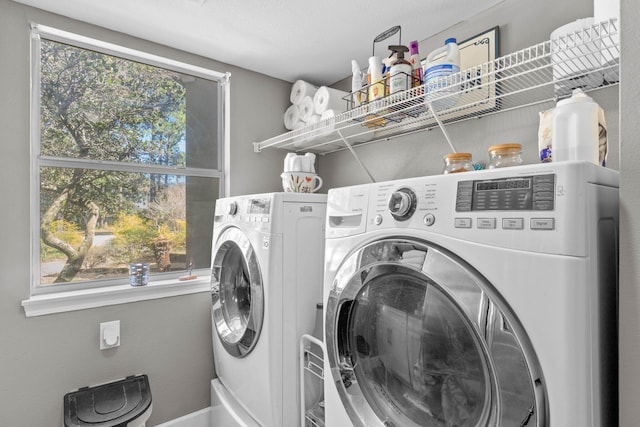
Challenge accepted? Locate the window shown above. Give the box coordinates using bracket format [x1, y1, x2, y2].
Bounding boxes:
[29, 25, 227, 298]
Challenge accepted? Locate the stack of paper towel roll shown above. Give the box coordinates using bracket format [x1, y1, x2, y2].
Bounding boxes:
[284, 80, 317, 131]
[283, 80, 349, 135]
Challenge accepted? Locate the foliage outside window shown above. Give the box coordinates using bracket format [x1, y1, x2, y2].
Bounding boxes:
[31, 26, 226, 293]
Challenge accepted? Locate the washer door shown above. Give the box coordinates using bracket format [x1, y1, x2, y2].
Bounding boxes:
[211, 227, 264, 358]
[325, 238, 547, 427]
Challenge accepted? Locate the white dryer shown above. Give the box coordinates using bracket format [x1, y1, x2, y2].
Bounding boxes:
[210, 192, 326, 427]
[323, 162, 618, 427]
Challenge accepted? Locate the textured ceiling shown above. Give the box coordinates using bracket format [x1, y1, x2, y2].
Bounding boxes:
[13, 0, 504, 85]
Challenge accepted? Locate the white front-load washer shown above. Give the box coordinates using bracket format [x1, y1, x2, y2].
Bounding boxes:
[210, 192, 326, 427]
[323, 161, 618, 427]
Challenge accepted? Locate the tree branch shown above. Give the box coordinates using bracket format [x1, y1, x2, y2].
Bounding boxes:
[40, 188, 77, 258]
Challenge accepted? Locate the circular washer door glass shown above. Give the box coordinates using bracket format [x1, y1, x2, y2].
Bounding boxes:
[211, 227, 264, 357]
[325, 238, 545, 427]
[349, 271, 490, 426]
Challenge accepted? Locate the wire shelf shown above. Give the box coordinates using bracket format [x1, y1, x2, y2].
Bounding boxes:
[305, 406, 325, 427]
[304, 347, 324, 380]
[300, 334, 325, 427]
[254, 18, 619, 154]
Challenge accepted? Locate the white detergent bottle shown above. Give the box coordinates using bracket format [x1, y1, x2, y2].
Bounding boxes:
[351, 60, 363, 107]
[424, 38, 460, 110]
[551, 88, 601, 165]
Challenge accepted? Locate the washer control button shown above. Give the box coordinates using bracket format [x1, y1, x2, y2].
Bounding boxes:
[454, 218, 472, 228]
[388, 188, 417, 221]
[374, 214, 383, 225]
[423, 213, 436, 227]
[531, 218, 555, 230]
[502, 218, 524, 230]
[477, 218, 497, 229]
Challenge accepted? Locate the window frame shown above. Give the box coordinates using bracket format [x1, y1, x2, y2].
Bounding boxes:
[25, 24, 230, 314]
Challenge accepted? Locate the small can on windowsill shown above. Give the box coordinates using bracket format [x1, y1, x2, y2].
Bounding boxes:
[129, 262, 149, 286]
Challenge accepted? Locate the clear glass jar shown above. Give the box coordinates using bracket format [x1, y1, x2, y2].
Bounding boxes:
[443, 152, 474, 174]
[488, 143, 523, 169]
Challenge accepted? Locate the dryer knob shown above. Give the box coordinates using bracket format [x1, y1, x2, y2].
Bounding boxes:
[227, 202, 238, 216]
[388, 188, 417, 221]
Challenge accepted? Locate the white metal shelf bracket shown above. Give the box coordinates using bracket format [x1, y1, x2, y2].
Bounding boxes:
[428, 102, 458, 153]
[337, 130, 376, 183]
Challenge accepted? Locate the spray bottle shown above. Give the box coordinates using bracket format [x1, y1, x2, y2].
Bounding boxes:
[388, 45, 412, 94]
[409, 40, 423, 87]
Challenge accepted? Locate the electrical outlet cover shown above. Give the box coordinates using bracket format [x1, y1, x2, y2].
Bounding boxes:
[100, 320, 120, 350]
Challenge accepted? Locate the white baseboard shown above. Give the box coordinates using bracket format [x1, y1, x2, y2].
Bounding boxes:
[154, 407, 211, 427]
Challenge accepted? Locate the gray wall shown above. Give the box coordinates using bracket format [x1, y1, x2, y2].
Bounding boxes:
[0, 0, 289, 425]
[619, 0, 639, 425]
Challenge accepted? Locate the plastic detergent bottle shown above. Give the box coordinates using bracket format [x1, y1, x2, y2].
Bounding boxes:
[388, 45, 412, 94]
[382, 56, 394, 97]
[367, 56, 384, 102]
[551, 88, 602, 165]
[424, 38, 460, 110]
[351, 59, 363, 107]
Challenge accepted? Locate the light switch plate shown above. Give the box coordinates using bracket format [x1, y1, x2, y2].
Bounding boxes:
[100, 320, 120, 350]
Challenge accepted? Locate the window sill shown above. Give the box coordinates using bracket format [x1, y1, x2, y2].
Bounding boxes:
[22, 271, 211, 317]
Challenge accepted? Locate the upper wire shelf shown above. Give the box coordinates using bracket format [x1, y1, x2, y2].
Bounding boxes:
[253, 18, 619, 154]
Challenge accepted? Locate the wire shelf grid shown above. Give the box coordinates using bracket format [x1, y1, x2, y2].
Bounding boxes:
[254, 18, 619, 154]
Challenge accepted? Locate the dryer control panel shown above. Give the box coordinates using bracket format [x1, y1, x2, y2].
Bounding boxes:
[455, 174, 555, 212]
[214, 196, 274, 233]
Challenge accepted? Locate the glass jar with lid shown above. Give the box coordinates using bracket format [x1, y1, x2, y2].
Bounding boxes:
[488, 143, 523, 169]
[443, 152, 474, 174]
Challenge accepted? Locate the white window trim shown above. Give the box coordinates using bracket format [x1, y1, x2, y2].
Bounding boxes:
[24, 25, 230, 316]
[31, 24, 229, 81]
[22, 269, 211, 317]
